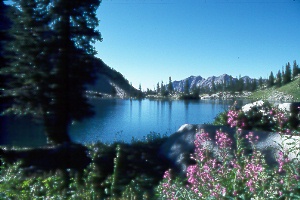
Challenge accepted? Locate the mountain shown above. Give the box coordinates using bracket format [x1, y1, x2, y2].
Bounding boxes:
[172, 74, 259, 92]
[87, 57, 141, 98]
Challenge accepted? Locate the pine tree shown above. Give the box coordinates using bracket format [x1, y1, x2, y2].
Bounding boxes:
[258, 77, 263, 89]
[156, 82, 160, 94]
[268, 71, 274, 87]
[236, 75, 244, 94]
[245, 78, 250, 91]
[0, 0, 11, 110]
[1, 0, 102, 144]
[184, 79, 189, 94]
[292, 60, 299, 79]
[283, 62, 291, 85]
[160, 81, 166, 96]
[276, 70, 282, 87]
[168, 76, 174, 94]
[251, 79, 257, 91]
[211, 77, 216, 93]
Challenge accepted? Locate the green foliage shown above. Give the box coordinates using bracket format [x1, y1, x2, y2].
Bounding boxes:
[213, 111, 228, 126]
[0, 133, 169, 199]
[1, 0, 102, 144]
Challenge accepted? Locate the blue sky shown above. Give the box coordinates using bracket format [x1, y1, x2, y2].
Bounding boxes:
[95, 0, 300, 90]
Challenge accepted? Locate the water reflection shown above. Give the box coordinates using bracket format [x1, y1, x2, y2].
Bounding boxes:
[1, 99, 238, 146]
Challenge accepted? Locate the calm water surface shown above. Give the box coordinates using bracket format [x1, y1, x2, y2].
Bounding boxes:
[1, 99, 238, 146]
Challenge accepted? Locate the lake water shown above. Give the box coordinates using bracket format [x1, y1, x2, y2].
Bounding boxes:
[0, 99, 240, 147]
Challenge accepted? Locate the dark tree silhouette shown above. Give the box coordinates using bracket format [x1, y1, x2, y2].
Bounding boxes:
[292, 60, 299, 79]
[168, 76, 174, 94]
[0, 0, 11, 106]
[268, 71, 275, 87]
[283, 62, 291, 85]
[276, 70, 282, 87]
[184, 79, 189, 94]
[1, 0, 102, 144]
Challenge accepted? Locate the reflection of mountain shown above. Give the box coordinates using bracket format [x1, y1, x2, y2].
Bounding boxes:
[88, 57, 141, 98]
[172, 74, 262, 92]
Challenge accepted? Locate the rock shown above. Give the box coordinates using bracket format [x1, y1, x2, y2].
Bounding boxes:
[160, 124, 300, 175]
[276, 102, 300, 114]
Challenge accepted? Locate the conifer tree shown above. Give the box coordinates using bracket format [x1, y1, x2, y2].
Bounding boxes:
[268, 71, 274, 87]
[236, 75, 244, 94]
[276, 70, 282, 87]
[184, 79, 189, 94]
[0, 0, 11, 110]
[1, 0, 102, 144]
[258, 77, 263, 89]
[168, 76, 174, 94]
[156, 82, 160, 94]
[251, 79, 257, 91]
[283, 62, 291, 84]
[211, 77, 216, 93]
[160, 81, 166, 96]
[292, 60, 299, 79]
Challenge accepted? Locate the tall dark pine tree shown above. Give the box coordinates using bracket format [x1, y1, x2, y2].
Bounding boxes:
[292, 60, 299, 79]
[268, 72, 274, 87]
[283, 62, 291, 85]
[156, 82, 160, 94]
[184, 79, 189, 94]
[0, 0, 11, 108]
[168, 76, 174, 94]
[258, 77, 263, 89]
[2, 0, 102, 144]
[276, 70, 282, 87]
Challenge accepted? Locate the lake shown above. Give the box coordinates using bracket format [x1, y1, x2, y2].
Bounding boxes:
[0, 99, 241, 147]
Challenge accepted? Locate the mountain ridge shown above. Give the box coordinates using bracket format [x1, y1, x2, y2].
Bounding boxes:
[171, 74, 260, 92]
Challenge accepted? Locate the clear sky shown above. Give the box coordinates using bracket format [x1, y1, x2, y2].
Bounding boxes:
[95, 0, 300, 90]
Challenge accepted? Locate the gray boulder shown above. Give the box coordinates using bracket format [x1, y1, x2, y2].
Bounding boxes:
[160, 124, 300, 174]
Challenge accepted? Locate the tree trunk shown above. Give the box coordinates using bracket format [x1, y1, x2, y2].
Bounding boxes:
[44, 113, 71, 144]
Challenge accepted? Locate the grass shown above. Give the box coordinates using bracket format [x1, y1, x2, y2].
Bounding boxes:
[278, 78, 300, 101]
[249, 77, 300, 101]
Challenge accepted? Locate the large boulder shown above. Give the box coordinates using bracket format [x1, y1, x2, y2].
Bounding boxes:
[160, 124, 300, 174]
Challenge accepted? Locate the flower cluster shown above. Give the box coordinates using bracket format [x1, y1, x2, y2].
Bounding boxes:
[227, 110, 239, 128]
[226, 101, 298, 134]
[157, 129, 300, 199]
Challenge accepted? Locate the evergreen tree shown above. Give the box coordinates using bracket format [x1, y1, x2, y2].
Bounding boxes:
[283, 62, 291, 84]
[184, 79, 189, 94]
[228, 76, 234, 93]
[236, 75, 244, 94]
[268, 71, 274, 87]
[292, 60, 299, 79]
[251, 79, 257, 91]
[156, 82, 160, 94]
[1, 0, 102, 144]
[168, 76, 174, 94]
[0, 0, 11, 110]
[160, 81, 167, 96]
[245, 78, 250, 91]
[191, 84, 200, 98]
[211, 77, 216, 93]
[258, 77, 263, 89]
[276, 70, 282, 87]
